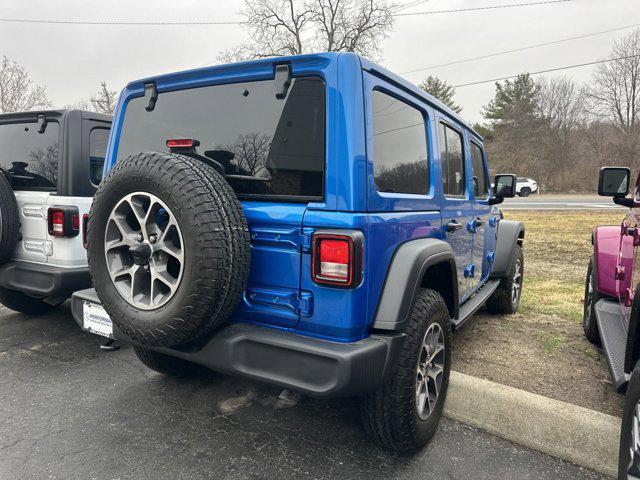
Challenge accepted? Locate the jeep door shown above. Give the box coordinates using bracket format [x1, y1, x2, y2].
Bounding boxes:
[437, 120, 474, 300]
[619, 174, 640, 322]
[468, 138, 493, 291]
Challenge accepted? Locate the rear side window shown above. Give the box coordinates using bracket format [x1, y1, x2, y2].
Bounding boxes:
[0, 121, 59, 190]
[439, 123, 465, 197]
[470, 141, 488, 198]
[371, 90, 429, 195]
[89, 128, 109, 185]
[117, 77, 326, 200]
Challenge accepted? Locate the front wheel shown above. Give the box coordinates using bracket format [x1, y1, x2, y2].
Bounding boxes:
[360, 288, 452, 452]
[486, 244, 524, 314]
[519, 187, 531, 197]
[583, 256, 601, 345]
[618, 362, 640, 479]
[0, 287, 55, 315]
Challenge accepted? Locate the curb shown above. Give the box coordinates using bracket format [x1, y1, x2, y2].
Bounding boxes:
[444, 371, 621, 478]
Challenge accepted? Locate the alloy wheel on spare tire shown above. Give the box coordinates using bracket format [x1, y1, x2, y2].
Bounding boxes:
[87, 152, 250, 347]
[0, 172, 20, 266]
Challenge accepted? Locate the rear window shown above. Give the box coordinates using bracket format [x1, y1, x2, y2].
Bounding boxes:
[89, 128, 109, 185]
[0, 121, 60, 190]
[117, 77, 326, 200]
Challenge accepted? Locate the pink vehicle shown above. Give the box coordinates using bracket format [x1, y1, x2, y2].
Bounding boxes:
[584, 167, 637, 392]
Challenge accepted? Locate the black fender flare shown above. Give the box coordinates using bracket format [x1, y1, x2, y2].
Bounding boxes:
[491, 219, 525, 279]
[372, 238, 458, 331]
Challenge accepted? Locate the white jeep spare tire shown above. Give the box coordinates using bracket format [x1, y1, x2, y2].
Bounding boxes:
[87, 152, 250, 347]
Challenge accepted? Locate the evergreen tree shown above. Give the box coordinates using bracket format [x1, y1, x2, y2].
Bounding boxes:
[418, 76, 462, 113]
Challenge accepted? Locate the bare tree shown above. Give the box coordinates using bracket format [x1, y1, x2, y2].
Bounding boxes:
[585, 28, 640, 164]
[0, 56, 51, 113]
[91, 82, 119, 115]
[218, 0, 396, 62]
[538, 77, 585, 143]
[227, 132, 272, 176]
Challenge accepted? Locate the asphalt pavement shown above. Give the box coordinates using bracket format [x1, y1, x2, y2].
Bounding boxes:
[502, 194, 623, 210]
[0, 304, 608, 480]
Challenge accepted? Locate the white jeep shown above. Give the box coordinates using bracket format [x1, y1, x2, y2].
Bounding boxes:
[0, 110, 111, 314]
[515, 177, 538, 197]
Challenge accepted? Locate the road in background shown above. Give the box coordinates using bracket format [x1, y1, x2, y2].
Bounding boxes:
[502, 194, 623, 210]
[0, 305, 606, 480]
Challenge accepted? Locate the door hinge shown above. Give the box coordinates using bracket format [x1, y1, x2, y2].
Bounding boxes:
[244, 287, 313, 317]
[486, 251, 495, 263]
[464, 264, 475, 278]
[300, 227, 314, 253]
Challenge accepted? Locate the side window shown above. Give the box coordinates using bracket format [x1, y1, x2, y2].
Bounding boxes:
[470, 141, 488, 198]
[372, 90, 429, 195]
[439, 122, 465, 197]
[89, 128, 109, 185]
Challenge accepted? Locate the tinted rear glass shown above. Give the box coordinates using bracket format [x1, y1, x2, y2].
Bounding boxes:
[90, 128, 109, 185]
[0, 121, 59, 190]
[117, 77, 326, 199]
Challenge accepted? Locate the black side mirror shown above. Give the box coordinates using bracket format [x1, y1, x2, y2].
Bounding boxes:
[598, 167, 630, 197]
[489, 174, 516, 204]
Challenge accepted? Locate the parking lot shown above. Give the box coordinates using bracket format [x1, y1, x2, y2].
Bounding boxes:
[0, 304, 607, 480]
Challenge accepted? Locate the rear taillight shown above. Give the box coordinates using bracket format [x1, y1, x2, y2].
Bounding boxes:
[82, 214, 90, 248]
[311, 231, 363, 288]
[48, 207, 80, 238]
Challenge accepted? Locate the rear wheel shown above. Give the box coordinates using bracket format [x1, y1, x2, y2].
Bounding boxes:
[133, 346, 202, 377]
[0, 287, 54, 315]
[583, 256, 601, 345]
[486, 244, 524, 314]
[618, 361, 640, 479]
[360, 288, 451, 452]
[519, 187, 531, 197]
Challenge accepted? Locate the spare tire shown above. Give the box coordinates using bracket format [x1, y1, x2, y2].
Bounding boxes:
[0, 173, 19, 266]
[87, 152, 250, 347]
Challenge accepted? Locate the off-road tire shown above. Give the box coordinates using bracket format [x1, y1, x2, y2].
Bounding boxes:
[486, 244, 524, 314]
[0, 173, 19, 266]
[360, 288, 452, 452]
[133, 346, 202, 377]
[0, 287, 54, 315]
[618, 361, 640, 479]
[88, 152, 250, 347]
[519, 187, 531, 197]
[583, 256, 601, 345]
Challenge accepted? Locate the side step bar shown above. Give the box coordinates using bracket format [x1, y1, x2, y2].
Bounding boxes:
[594, 298, 629, 392]
[451, 279, 500, 330]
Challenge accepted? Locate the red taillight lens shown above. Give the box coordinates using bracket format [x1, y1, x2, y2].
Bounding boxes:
[48, 208, 65, 236]
[72, 213, 80, 231]
[82, 214, 90, 249]
[166, 138, 199, 148]
[311, 231, 363, 287]
[319, 239, 350, 280]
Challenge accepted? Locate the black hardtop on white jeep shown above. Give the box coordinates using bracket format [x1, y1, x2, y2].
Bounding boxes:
[0, 109, 112, 313]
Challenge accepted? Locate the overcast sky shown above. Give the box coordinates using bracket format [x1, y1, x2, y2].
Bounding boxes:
[1, 0, 638, 123]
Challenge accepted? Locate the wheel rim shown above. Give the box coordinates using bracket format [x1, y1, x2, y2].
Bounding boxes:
[104, 192, 184, 310]
[512, 258, 522, 304]
[627, 400, 640, 479]
[415, 323, 445, 421]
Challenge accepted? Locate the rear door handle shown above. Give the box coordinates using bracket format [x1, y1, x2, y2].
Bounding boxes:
[446, 220, 463, 232]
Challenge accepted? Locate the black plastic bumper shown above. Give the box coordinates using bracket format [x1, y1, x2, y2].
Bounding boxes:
[72, 288, 405, 398]
[0, 261, 91, 303]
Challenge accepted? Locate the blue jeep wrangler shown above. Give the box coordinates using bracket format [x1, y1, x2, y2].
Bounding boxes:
[72, 52, 524, 452]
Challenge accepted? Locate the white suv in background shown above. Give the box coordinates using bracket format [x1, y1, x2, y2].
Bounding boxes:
[516, 177, 538, 197]
[0, 110, 111, 314]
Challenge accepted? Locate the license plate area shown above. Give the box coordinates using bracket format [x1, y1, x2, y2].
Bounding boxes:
[83, 301, 113, 338]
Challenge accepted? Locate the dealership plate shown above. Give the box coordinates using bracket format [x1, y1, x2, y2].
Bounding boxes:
[83, 302, 113, 338]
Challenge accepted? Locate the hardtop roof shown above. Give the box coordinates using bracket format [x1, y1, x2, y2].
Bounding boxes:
[124, 51, 481, 141]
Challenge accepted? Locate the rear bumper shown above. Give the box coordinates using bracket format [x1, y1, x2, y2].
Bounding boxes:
[0, 261, 91, 303]
[71, 288, 405, 398]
